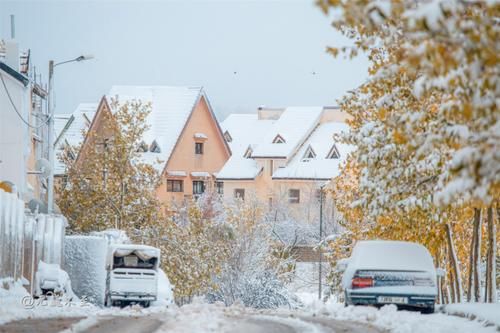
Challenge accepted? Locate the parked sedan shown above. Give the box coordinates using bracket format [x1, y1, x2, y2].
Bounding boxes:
[338, 240, 444, 314]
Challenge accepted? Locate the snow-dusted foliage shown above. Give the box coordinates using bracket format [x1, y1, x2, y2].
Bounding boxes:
[57, 99, 163, 235]
[318, 0, 499, 303]
[207, 198, 296, 309]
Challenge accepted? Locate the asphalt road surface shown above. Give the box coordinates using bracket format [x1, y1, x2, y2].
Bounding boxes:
[0, 313, 384, 333]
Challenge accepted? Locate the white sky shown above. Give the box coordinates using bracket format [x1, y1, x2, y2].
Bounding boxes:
[0, 0, 368, 120]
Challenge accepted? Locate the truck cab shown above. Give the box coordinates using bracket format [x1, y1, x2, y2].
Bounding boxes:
[105, 244, 160, 307]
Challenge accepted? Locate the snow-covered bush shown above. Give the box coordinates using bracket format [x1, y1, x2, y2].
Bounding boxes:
[207, 198, 297, 309]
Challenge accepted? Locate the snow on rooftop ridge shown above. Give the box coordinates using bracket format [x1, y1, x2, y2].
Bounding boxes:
[106, 85, 203, 172]
[251, 107, 323, 158]
[272, 122, 354, 180]
[54, 103, 98, 175]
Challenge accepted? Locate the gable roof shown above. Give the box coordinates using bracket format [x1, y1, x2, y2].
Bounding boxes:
[250, 107, 323, 158]
[272, 122, 355, 180]
[216, 113, 274, 179]
[54, 103, 98, 175]
[105, 85, 230, 173]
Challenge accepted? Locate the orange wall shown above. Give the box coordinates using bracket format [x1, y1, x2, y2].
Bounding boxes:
[156, 96, 230, 205]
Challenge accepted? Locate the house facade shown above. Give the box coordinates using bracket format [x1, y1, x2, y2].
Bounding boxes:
[217, 106, 353, 224]
[0, 40, 47, 202]
[67, 86, 231, 207]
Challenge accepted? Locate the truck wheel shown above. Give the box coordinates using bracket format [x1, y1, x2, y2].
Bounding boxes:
[421, 305, 435, 314]
[105, 295, 112, 307]
[142, 301, 150, 308]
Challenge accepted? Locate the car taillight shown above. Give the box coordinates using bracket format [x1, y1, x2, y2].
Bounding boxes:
[352, 277, 374, 289]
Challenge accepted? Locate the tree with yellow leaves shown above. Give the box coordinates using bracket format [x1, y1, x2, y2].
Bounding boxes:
[319, 0, 499, 303]
[57, 98, 163, 235]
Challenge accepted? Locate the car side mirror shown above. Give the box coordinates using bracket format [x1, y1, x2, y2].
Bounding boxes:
[436, 268, 446, 277]
[336, 258, 349, 272]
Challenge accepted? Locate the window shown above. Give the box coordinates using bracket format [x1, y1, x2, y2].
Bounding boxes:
[326, 144, 340, 159]
[150, 140, 161, 153]
[244, 146, 253, 158]
[193, 181, 205, 195]
[195, 142, 204, 155]
[223, 131, 232, 143]
[234, 188, 245, 200]
[272, 134, 286, 144]
[167, 180, 183, 192]
[302, 145, 316, 160]
[288, 189, 300, 203]
[216, 181, 224, 195]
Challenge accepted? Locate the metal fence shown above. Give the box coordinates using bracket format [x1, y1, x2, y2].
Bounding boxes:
[0, 189, 66, 294]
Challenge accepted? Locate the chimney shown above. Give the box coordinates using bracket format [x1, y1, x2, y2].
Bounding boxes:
[5, 41, 20, 71]
[10, 15, 15, 39]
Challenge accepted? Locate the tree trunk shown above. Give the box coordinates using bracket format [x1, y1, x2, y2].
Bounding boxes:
[486, 206, 497, 303]
[473, 208, 482, 302]
[446, 223, 463, 302]
[467, 212, 478, 301]
[448, 269, 456, 303]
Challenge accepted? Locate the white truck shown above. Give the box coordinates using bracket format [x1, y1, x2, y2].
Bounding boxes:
[105, 244, 160, 307]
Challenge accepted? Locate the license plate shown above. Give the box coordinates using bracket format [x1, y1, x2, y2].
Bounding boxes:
[377, 296, 408, 304]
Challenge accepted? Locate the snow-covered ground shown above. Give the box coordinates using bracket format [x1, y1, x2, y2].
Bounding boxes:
[2, 278, 498, 333]
[441, 303, 500, 329]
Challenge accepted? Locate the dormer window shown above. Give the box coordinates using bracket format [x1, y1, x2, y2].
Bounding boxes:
[326, 144, 340, 159]
[150, 140, 161, 153]
[137, 141, 148, 153]
[302, 145, 316, 161]
[223, 130, 232, 143]
[272, 134, 286, 144]
[244, 146, 253, 158]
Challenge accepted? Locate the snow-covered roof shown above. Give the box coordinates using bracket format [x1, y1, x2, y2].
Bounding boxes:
[54, 103, 98, 175]
[251, 107, 323, 158]
[272, 122, 355, 180]
[107, 85, 202, 173]
[217, 108, 324, 180]
[217, 114, 273, 179]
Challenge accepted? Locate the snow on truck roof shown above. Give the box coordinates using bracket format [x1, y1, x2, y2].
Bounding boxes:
[349, 240, 435, 272]
[109, 244, 160, 259]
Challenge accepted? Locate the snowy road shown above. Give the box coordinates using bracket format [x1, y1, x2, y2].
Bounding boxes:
[0, 302, 497, 333]
[0, 313, 383, 333]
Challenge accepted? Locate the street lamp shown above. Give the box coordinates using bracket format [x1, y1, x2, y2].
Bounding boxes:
[47, 55, 94, 213]
[318, 180, 331, 300]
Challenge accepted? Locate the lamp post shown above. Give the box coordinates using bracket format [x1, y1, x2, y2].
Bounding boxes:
[47, 55, 93, 213]
[318, 183, 325, 300]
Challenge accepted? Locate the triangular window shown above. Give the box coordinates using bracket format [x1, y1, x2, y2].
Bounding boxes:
[223, 130, 232, 143]
[302, 145, 316, 160]
[326, 144, 340, 159]
[272, 134, 286, 144]
[137, 141, 149, 153]
[244, 146, 253, 158]
[150, 140, 161, 153]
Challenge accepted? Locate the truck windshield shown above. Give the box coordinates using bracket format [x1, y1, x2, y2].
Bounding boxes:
[113, 255, 157, 269]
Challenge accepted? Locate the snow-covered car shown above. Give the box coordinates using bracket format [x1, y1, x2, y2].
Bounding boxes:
[338, 240, 444, 313]
[105, 244, 160, 307]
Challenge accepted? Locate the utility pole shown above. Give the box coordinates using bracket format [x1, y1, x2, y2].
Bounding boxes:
[46, 55, 94, 213]
[47, 60, 55, 213]
[318, 184, 324, 300]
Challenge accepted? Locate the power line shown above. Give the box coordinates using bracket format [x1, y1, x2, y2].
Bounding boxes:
[0, 71, 50, 129]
